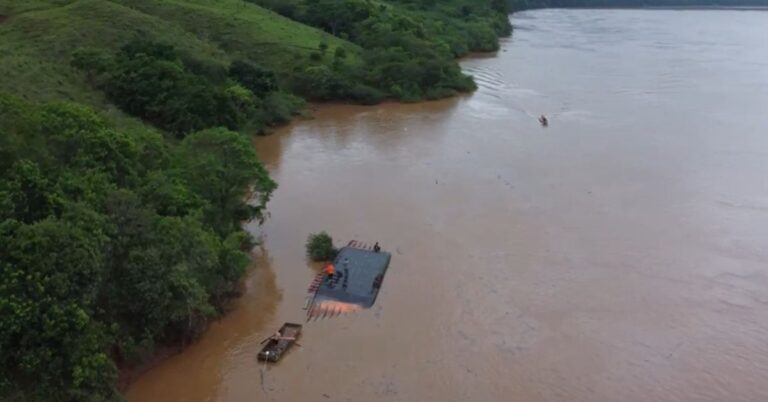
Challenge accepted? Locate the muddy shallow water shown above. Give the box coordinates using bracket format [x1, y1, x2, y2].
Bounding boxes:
[127, 9, 768, 402]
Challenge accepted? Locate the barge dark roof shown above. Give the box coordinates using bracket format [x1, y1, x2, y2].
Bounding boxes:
[306, 241, 391, 320]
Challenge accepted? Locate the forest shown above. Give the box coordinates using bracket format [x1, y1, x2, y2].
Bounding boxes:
[0, 93, 275, 401]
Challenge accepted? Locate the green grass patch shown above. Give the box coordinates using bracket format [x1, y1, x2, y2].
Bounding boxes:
[0, 0, 359, 131]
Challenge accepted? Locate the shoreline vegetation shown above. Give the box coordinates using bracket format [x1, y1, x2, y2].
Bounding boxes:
[0, 0, 511, 401]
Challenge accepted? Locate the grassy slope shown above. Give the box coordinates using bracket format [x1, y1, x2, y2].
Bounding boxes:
[0, 0, 359, 126]
[111, 0, 361, 69]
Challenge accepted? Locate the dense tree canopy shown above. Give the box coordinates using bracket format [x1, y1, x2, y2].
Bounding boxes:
[0, 94, 274, 401]
[255, 0, 511, 101]
[73, 41, 303, 137]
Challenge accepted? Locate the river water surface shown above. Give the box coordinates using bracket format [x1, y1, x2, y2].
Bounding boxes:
[127, 9, 768, 402]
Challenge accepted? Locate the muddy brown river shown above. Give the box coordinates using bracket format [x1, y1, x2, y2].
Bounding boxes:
[127, 9, 768, 402]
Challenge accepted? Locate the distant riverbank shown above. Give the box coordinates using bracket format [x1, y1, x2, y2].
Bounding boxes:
[507, 0, 768, 12]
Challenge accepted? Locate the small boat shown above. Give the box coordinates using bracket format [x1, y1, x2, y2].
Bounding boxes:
[539, 115, 549, 127]
[257, 322, 302, 362]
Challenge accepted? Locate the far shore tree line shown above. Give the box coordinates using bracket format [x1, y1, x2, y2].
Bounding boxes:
[507, 0, 768, 11]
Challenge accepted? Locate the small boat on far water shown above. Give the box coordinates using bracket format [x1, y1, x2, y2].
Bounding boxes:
[539, 115, 549, 127]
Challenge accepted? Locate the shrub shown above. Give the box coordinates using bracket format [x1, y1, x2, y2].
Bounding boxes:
[306, 231, 336, 261]
[334, 47, 347, 60]
[259, 91, 305, 125]
[346, 84, 385, 105]
[71, 48, 115, 83]
[228, 60, 277, 95]
[425, 87, 457, 100]
[290, 65, 334, 99]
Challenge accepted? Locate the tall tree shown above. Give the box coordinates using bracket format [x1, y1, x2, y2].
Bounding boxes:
[176, 127, 276, 235]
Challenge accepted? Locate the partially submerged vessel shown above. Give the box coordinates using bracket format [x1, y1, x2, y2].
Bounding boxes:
[305, 241, 392, 320]
[257, 322, 302, 362]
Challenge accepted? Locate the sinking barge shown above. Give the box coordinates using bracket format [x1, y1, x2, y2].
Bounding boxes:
[306, 241, 391, 320]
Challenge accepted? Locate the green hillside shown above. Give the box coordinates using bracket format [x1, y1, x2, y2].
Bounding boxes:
[0, 0, 358, 127]
[0, 0, 511, 132]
